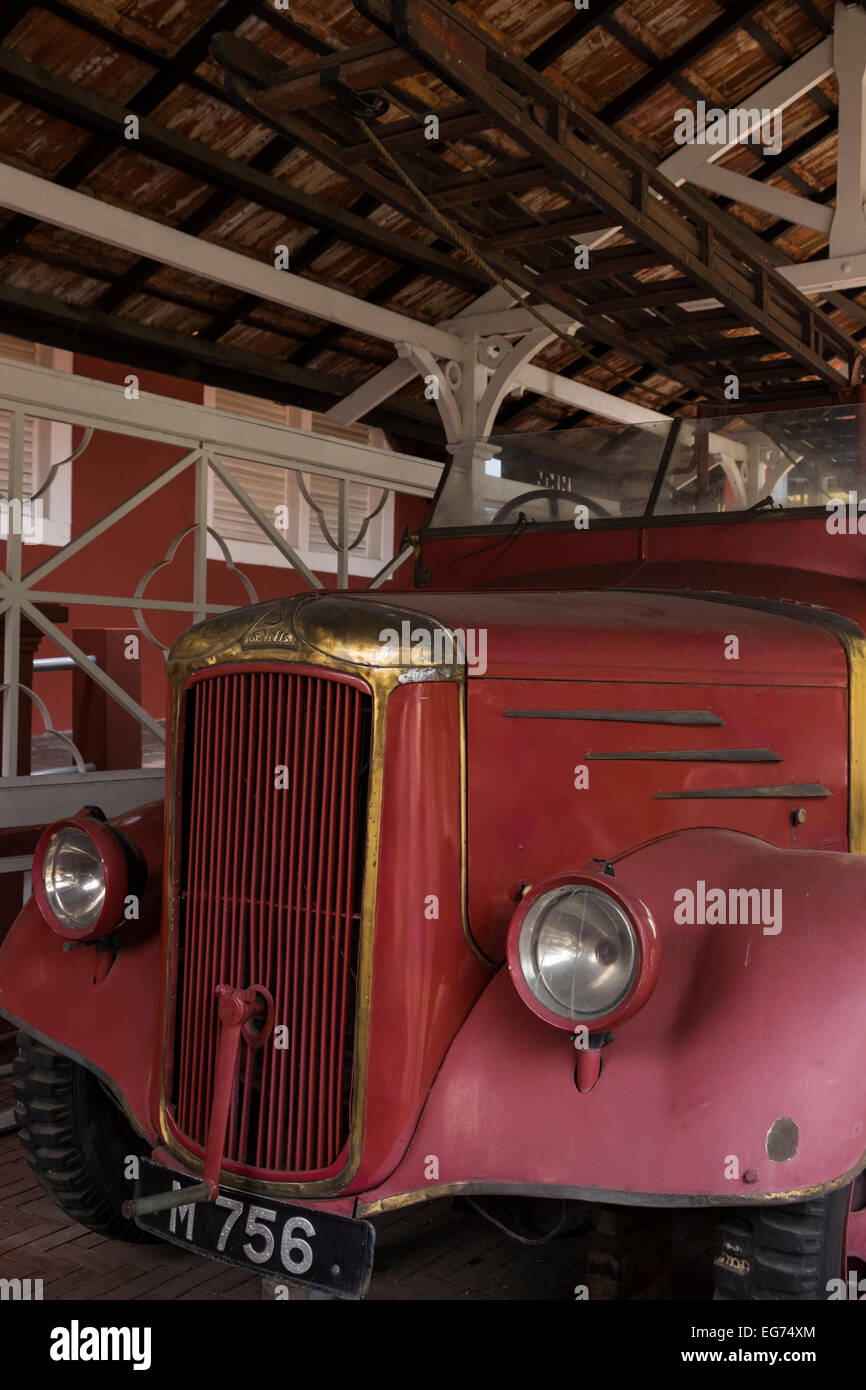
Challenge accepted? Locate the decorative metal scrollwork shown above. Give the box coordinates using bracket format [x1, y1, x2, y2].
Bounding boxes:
[30, 427, 94, 502]
[0, 682, 88, 773]
[296, 476, 390, 555]
[132, 524, 258, 654]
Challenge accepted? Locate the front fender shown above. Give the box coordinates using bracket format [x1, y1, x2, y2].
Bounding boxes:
[0, 800, 164, 1142]
[360, 829, 866, 1211]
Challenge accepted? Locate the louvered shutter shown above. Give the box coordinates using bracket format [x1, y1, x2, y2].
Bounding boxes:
[303, 475, 376, 558]
[207, 391, 389, 563]
[0, 335, 38, 496]
[310, 416, 371, 445]
[305, 415, 385, 557]
[210, 389, 288, 544]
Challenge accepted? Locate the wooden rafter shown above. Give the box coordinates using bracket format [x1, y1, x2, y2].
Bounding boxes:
[0, 281, 443, 443]
[0, 0, 257, 262]
[211, 0, 861, 405]
[0, 48, 487, 295]
[0, 0, 854, 434]
[598, 0, 772, 125]
[525, 3, 626, 72]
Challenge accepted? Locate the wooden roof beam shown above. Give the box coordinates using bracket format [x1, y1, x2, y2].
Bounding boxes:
[342, 104, 489, 159]
[254, 38, 420, 117]
[538, 249, 670, 285]
[0, 283, 443, 444]
[352, 0, 853, 387]
[525, 3, 626, 71]
[0, 163, 464, 360]
[483, 213, 619, 250]
[0, 49, 487, 294]
[599, 0, 771, 125]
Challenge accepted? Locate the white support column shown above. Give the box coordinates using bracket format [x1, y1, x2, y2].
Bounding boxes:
[660, 38, 834, 187]
[689, 163, 833, 235]
[783, 253, 866, 293]
[444, 439, 501, 517]
[337, 478, 349, 590]
[325, 358, 418, 427]
[397, 327, 666, 433]
[829, 1, 866, 258]
[193, 452, 209, 626]
[328, 284, 594, 427]
[456, 335, 490, 446]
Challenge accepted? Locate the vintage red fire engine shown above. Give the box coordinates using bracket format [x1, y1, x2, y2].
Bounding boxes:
[3, 404, 866, 1300]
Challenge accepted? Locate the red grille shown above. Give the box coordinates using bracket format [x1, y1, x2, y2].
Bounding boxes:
[169, 667, 371, 1177]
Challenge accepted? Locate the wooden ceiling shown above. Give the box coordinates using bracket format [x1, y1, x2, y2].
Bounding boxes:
[0, 0, 860, 446]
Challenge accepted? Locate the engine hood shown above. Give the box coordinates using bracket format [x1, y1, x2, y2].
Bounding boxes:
[356, 589, 847, 687]
[169, 589, 846, 688]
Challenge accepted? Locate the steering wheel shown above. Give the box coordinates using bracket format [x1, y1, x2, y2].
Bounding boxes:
[492, 488, 612, 524]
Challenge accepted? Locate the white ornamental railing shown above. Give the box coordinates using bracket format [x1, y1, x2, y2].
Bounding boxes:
[0, 359, 438, 819]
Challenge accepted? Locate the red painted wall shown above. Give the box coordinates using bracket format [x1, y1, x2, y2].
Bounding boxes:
[4, 355, 429, 738]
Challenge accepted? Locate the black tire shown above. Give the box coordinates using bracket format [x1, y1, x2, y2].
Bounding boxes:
[713, 1188, 850, 1300]
[12, 1031, 156, 1242]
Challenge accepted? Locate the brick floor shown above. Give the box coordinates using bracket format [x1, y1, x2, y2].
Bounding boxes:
[0, 1068, 713, 1301]
[0, 1120, 597, 1301]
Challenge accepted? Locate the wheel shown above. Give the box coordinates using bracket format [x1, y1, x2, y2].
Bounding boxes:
[12, 1031, 156, 1242]
[713, 1177, 866, 1300]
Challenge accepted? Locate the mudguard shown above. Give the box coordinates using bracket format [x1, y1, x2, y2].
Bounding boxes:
[0, 801, 164, 1143]
[359, 829, 866, 1212]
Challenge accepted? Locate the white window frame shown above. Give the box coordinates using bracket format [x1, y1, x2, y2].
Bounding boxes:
[33, 345, 73, 549]
[0, 342, 72, 548]
[202, 388, 395, 578]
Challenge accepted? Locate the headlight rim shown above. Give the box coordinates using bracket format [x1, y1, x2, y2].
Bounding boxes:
[33, 810, 130, 941]
[506, 869, 661, 1034]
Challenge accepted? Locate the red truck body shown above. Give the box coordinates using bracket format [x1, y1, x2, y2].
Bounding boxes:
[3, 406, 866, 1295]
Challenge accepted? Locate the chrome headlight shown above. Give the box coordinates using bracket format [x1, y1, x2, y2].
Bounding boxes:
[507, 872, 660, 1032]
[42, 826, 106, 930]
[519, 885, 637, 1020]
[34, 810, 145, 942]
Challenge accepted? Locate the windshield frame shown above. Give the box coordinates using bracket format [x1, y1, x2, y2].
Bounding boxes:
[421, 501, 830, 540]
[422, 404, 865, 536]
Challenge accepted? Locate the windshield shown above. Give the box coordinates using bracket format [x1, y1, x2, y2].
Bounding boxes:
[428, 404, 866, 530]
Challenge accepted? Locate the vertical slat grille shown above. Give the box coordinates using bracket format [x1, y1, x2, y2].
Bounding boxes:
[170, 668, 371, 1177]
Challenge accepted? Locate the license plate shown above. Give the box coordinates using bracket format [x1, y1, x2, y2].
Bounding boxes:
[134, 1159, 375, 1299]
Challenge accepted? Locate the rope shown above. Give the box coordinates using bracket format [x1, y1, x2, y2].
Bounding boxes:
[355, 114, 697, 411]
